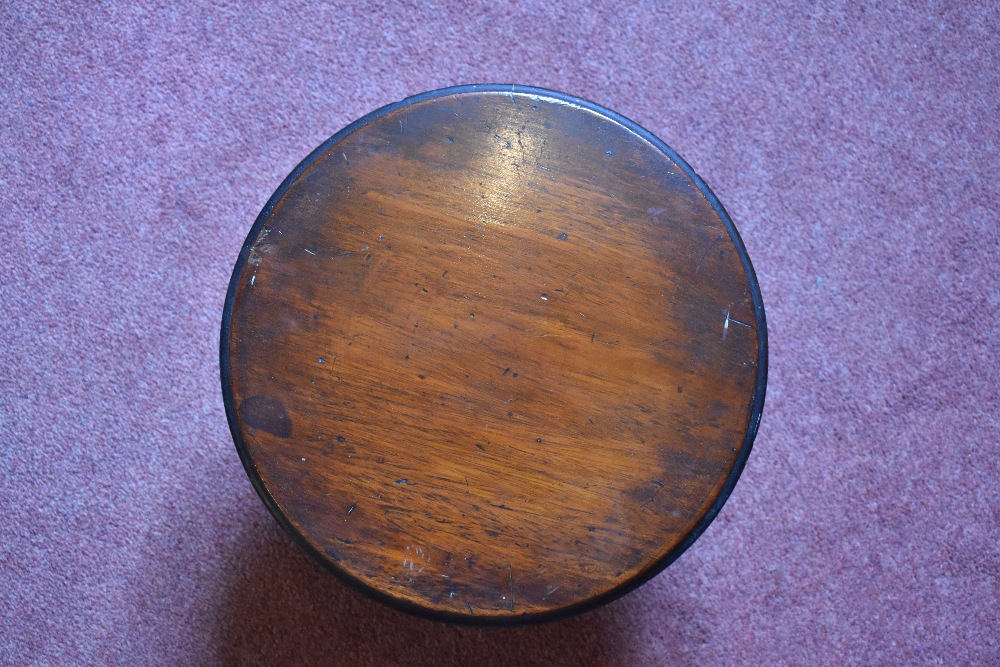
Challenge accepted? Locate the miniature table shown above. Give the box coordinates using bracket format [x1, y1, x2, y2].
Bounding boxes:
[221, 85, 766, 624]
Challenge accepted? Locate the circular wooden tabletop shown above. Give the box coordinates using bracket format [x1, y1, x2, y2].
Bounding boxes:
[221, 85, 766, 624]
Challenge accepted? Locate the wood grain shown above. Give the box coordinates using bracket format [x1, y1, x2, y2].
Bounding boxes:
[222, 85, 766, 624]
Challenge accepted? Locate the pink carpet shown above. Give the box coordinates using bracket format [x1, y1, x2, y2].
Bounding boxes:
[2, 2, 997, 665]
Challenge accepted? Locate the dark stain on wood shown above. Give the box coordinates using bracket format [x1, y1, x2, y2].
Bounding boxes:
[238, 395, 292, 438]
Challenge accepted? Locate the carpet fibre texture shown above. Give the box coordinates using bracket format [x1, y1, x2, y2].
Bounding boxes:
[2, 2, 997, 665]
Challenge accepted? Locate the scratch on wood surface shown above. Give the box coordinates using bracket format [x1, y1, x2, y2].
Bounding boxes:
[640, 480, 664, 509]
[508, 564, 514, 611]
[723, 306, 753, 340]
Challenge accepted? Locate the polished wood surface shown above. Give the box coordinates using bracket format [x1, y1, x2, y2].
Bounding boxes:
[222, 86, 766, 624]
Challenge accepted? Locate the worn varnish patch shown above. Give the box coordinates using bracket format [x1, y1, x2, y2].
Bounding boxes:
[222, 85, 766, 625]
